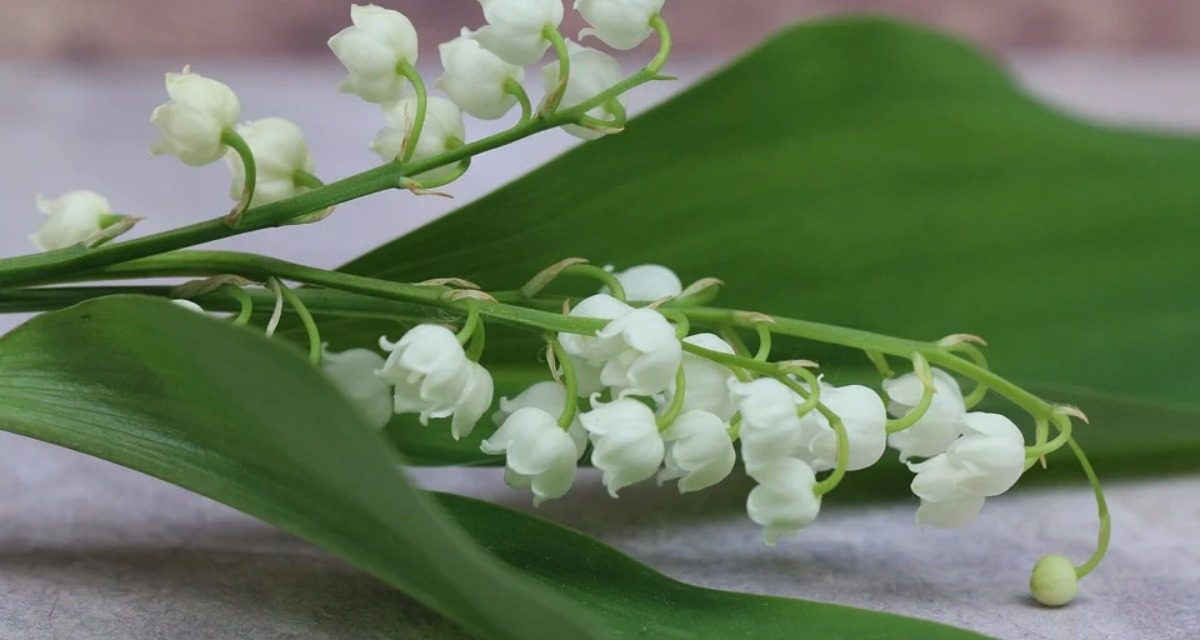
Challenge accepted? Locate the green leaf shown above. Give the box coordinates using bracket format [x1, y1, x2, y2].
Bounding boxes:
[436, 493, 991, 640]
[324, 17, 1200, 470]
[0, 295, 988, 638]
[0, 296, 599, 640]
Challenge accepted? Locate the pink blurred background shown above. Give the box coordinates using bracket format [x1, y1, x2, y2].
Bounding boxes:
[4, 0, 1200, 61]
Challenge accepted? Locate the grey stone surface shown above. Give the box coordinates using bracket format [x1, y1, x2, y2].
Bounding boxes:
[0, 56, 1198, 639]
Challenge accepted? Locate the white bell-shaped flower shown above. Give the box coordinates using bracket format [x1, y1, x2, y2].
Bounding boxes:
[907, 412, 1026, 528]
[606, 264, 682, 302]
[321, 348, 394, 429]
[658, 410, 735, 493]
[493, 381, 588, 458]
[30, 191, 116, 251]
[328, 4, 419, 104]
[475, 0, 565, 65]
[377, 324, 471, 424]
[946, 412, 1026, 495]
[666, 333, 738, 421]
[481, 406, 578, 506]
[436, 29, 525, 120]
[450, 362, 494, 440]
[558, 293, 633, 360]
[579, 397, 664, 497]
[575, 0, 665, 50]
[592, 308, 681, 397]
[729, 377, 805, 471]
[542, 41, 624, 139]
[801, 384, 887, 472]
[908, 455, 986, 528]
[746, 457, 822, 544]
[371, 96, 466, 184]
[884, 368, 967, 461]
[149, 68, 240, 166]
[224, 118, 318, 208]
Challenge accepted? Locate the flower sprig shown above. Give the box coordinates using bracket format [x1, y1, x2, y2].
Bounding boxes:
[3, 0, 1107, 610]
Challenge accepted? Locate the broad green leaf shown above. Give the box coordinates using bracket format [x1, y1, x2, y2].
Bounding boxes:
[0, 296, 599, 640]
[435, 493, 991, 639]
[321, 18, 1200, 469]
[0, 296, 988, 638]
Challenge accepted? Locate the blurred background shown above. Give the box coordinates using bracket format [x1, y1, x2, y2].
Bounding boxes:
[5, 0, 1200, 59]
[0, 3, 1197, 638]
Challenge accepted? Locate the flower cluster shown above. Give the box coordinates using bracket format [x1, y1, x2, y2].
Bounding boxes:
[317, 262, 1040, 546]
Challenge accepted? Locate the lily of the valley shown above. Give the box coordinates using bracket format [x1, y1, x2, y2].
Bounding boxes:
[658, 409, 735, 493]
[908, 411, 1026, 528]
[670, 333, 738, 421]
[328, 4, 419, 104]
[746, 457, 822, 544]
[371, 96, 466, 184]
[801, 384, 887, 472]
[560, 294, 681, 398]
[437, 29, 525, 120]
[885, 368, 967, 461]
[542, 41, 625, 139]
[30, 191, 124, 251]
[475, 0, 565, 65]
[580, 397, 665, 497]
[149, 67, 240, 166]
[377, 324, 493, 439]
[493, 381, 588, 458]
[608, 264, 682, 302]
[482, 406, 579, 506]
[321, 347, 394, 429]
[224, 117, 318, 208]
[729, 377, 805, 472]
[576, 0, 665, 50]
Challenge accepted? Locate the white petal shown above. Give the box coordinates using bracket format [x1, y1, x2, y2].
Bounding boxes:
[609, 264, 682, 302]
[322, 348, 393, 429]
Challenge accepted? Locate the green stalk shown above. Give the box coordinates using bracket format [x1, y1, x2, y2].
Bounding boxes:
[276, 279, 322, 365]
[550, 339, 579, 429]
[396, 62, 428, 164]
[221, 128, 257, 224]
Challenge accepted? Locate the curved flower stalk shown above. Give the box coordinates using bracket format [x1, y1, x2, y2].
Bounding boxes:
[2, 0, 1109, 609]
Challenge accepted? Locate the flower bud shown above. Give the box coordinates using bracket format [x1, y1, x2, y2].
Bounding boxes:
[328, 4, 419, 104]
[475, 0, 565, 65]
[436, 29, 525, 120]
[658, 410, 735, 493]
[371, 96, 466, 184]
[149, 68, 240, 166]
[580, 397, 664, 497]
[30, 191, 125, 251]
[225, 118, 319, 208]
[481, 406, 579, 506]
[542, 41, 624, 139]
[1029, 554, 1079, 606]
[321, 347, 394, 429]
[575, 0, 665, 50]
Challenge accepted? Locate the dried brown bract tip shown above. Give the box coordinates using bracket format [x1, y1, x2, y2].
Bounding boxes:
[521, 257, 591, 298]
[419, 277, 481, 290]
